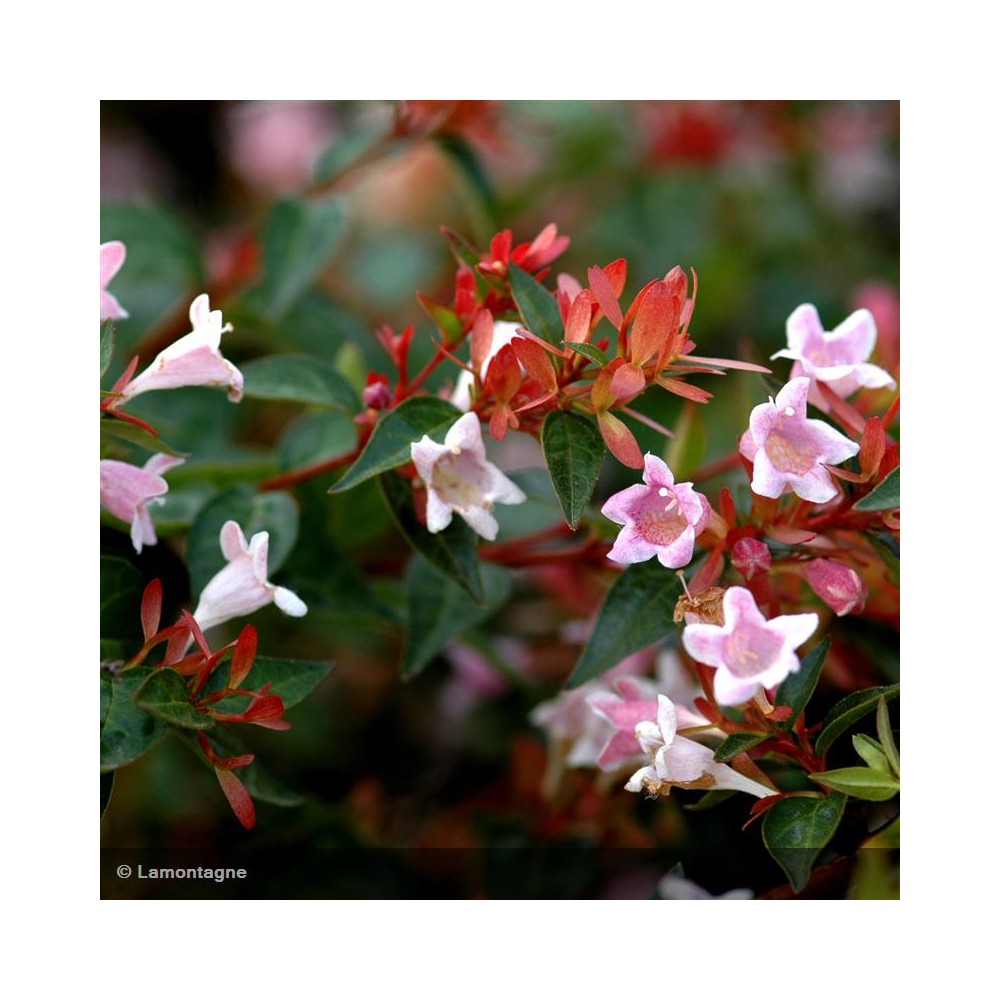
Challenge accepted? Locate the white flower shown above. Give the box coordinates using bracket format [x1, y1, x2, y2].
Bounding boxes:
[410, 412, 526, 541]
[193, 521, 307, 632]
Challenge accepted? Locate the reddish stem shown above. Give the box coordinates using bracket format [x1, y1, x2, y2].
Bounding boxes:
[257, 445, 362, 492]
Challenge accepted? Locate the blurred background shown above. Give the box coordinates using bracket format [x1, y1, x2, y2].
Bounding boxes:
[100, 100, 899, 899]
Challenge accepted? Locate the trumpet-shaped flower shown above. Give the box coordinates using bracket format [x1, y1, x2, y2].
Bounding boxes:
[804, 558, 867, 616]
[601, 454, 710, 569]
[739, 377, 859, 503]
[772, 304, 896, 408]
[410, 412, 526, 541]
[118, 294, 243, 403]
[682, 586, 818, 706]
[100, 241, 129, 320]
[193, 521, 307, 632]
[100, 453, 184, 553]
[624, 695, 773, 798]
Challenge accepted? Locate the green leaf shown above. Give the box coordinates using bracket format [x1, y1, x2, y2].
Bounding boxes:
[100, 417, 186, 459]
[713, 732, 769, 762]
[100, 556, 143, 659]
[876, 697, 900, 777]
[815, 684, 900, 757]
[854, 466, 900, 511]
[100, 667, 167, 771]
[241, 354, 360, 412]
[187, 486, 300, 597]
[134, 669, 214, 730]
[100, 321, 115, 376]
[256, 198, 345, 318]
[566, 561, 684, 688]
[775, 636, 831, 728]
[435, 134, 498, 225]
[509, 263, 563, 345]
[852, 734, 891, 774]
[331, 396, 463, 494]
[762, 793, 846, 893]
[562, 341, 608, 367]
[869, 532, 900, 586]
[203, 655, 333, 710]
[276, 411, 358, 472]
[541, 411, 605, 530]
[402, 556, 512, 679]
[101, 772, 115, 817]
[809, 767, 899, 801]
[379, 472, 484, 601]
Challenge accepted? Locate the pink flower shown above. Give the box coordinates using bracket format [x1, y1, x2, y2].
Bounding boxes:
[804, 558, 867, 616]
[739, 377, 859, 503]
[682, 586, 818, 706]
[731, 537, 771, 581]
[100, 241, 129, 321]
[193, 521, 307, 632]
[118, 294, 243, 404]
[601, 454, 710, 569]
[100, 453, 184, 553]
[624, 695, 774, 798]
[410, 412, 526, 541]
[772, 304, 896, 408]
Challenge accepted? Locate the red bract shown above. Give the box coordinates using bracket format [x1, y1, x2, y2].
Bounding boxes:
[479, 223, 570, 278]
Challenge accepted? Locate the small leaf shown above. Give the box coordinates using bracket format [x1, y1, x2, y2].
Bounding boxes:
[563, 341, 607, 367]
[100, 668, 167, 771]
[100, 321, 115, 377]
[256, 197, 345, 318]
[100, 556, 144, 659]
[852, 734, 892, 774]
[815, 684, 900, 757]
[541, 410, 606, 529]
[809, 767, 899, 801]
[134, 669, 214, 730]
[775, 635, 831, 729]
[402, 556, 512, 679]
[854, 466, 900, 511]
[713, 732, 769, 762]
[379, 472, 484, 601]
[276, 411, 357, 472]
[566, 561, 684, 687]
[509, 262, 563, 345]
[241, 354, 360, 411]
[876, 696, 900, 777]
[187, 485, 300, 598]
[762, 793, 846, 893]
[331, 396, 463, 494]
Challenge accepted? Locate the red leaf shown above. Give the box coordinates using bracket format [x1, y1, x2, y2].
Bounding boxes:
[140, 580, 162, 642]
[563, 288, 594, 345]
[512, 337, 557, 392]
[610, 361, 646, 402]
[587, 264, 623, 331]
[215, 768, 256, 829]
[629, 281, 678, 367]
[656, 376, 713, 403]
[597, 410, 643, 468]
[228, 625, 258, 689]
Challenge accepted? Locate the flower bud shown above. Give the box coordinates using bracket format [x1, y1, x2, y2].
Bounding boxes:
[803, 558, 867, 616]
[731, 537, 771, 581]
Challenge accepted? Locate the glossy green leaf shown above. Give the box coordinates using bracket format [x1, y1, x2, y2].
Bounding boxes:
[203, 655, 333, 709]
[100, 417, 186, 459]
[566, 561, 684, 688]
[187, 485, 300, 597]
[854, 466, 900, 511]
[256, 197, 345, 318]
[762, 793, 846, 893]
[134, 669, 214, 730]
[815, 684, 900, 757]
[541, 410, 606, 529]
[713, 732, 768, 762]
[100, 667, 167, 771]
[100, 321, 115, 377]
[852, 734, 891, 774]
[379, 471, 484, 601]
[563, 341, 607, 367]
[876, 697, 900, 777]
[242, 354, 360, 411]
[509, 263, 563, 345]
[810, 767, 899, 801]
[100, 772, 115, 817]
[402, 557, 512, 679]
[100, 556, 143, 659]
[775, 636, 831, 729]
[332, 396, 463, 494]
